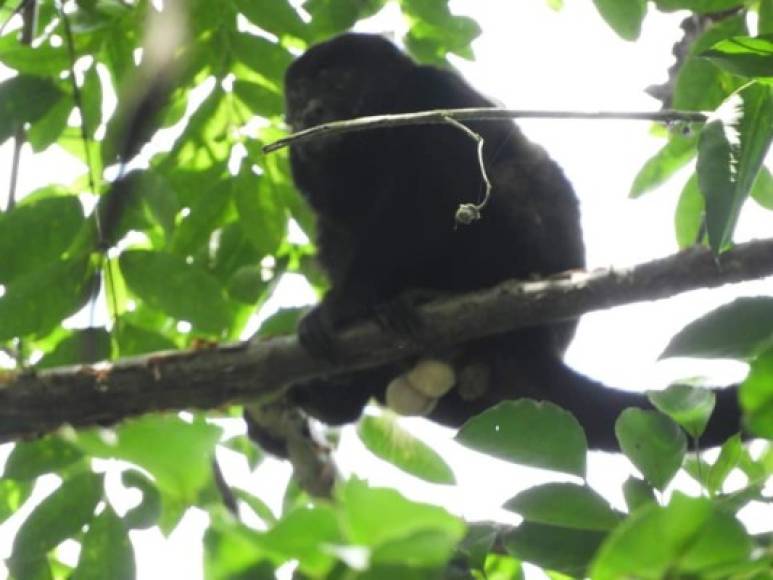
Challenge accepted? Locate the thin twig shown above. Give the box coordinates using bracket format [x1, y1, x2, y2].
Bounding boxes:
[4, 0, 36, 213]
[262, 108, 709, 154]
[441, 114, 493, 226]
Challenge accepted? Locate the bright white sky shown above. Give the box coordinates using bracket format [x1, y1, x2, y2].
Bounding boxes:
[0, 2, 772, 579]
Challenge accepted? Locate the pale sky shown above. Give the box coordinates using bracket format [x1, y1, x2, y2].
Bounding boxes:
[0, 2, 771, 579]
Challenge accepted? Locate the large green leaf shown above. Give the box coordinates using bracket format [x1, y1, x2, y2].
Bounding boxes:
[630, 132, 698, 198]
[9, 472, 103, 578]
[621, 477, 656, 512]
[504, 483, 621, 531]
[234, 0, 309, 41]
[305, 0, 387, 39]
[672, 15, 746, 111]
[707, 434, 743, 495]
[702, 34, 773, 78]
[72, 505, 135, 580]
[615, 409, 686, 490]
[504, 522, 606, 577]
[357, 413, 456, 485]
[3, 438, 84, 481]
[697, 120, 735, 253]
[654, 1, 745, 15]
[230, 32, 293, 86]
[661, 296, 773, 359]
[80, 64, 103, 139]
[233, 172, 287, 257]
[27, 97, 73, 152]
[590, 493, 752, 579]
[0, 75, 66, 143]
[674, 173, 704, 248]
[739, 348, 773, 438]
[37, 328, 111, 368]
[232, 80, 284, 118]
[592, 0, 646, 41]
[119, 250, 234, 334]
[170, 179, 233, 255]
[0, 478, 32, 525]
[73, 415, 222, 502]
[339, 478, 465, 568]
[456, 400, 587, 478]
[0, 255, 94, 341]
[204, 514, 272, 580]
[0, 196, 84, 283]
[0, 34, 70, 75]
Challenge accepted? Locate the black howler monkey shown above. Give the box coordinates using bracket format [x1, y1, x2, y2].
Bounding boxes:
[277, 33, 742, 451]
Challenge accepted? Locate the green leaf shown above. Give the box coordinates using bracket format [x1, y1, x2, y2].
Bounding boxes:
[233, 488, 276, 526]
[72, 505, 135, 580]
[654, 0, 745, 12]
[661, 296, 773, 359]
[232, 80, 284, 118]
[357, 413, 456, 485]
[3, 438, 84, 481]
[707, 434, 743, 495]
[256, 307, 304, 338]
[0, 196, 84, 283]
[9, 472, 103, 577]
[0, 478, 33, 525]
[226, 265, 267, 304]
[458, 523, 498, 572]
[456, 400, 587, 478]
[234, 173, 287, 257]
[672, 15, 747, 111]
[305, 0, 387, 39]
[73, 415, 222, 502]
[170, 179, 232, 255]
[81, 64, 103, 138]
[630, 132, 697, 198]
[0, 255, 94, 341]
[204, 514, 270, 580]
[234, 0, 308, 41]
[702, 34, 773, 78]
[697, 120, 735, 253]
[750, 166, 773, 209]
[590, 493, 752, 579]
[504, 483, 621, 531]
[0, 34, 70, 75]
[339, 478, 466, 553]
[256, 505, 342, 576]
[114, 322, 177, 357]
[504, 523, 606, 577]
[121, 470, 162, 529]
[230, 32, 293, 86]
[733, 83, 773, 215]
[674, 173, 704, 248]
[647, 384, 716, 439]
[119, 250, 233, 334]
[615, 409, 687, 489]
[37, 328, 111, 368]
[621, 477, 656, 512]
[739, 348, 773, 438]
[0, 75, 66, 144]
[27, 97, 73, 152]
[592, 0, 646, 41]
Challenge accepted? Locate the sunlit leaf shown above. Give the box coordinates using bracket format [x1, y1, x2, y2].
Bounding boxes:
[647, 384, 716, 438]
[674, 173, 704, 248]
[622, 477, 656, 512]
[739, 348, 773, 438]
[707, 434, 743, 495]
[72, 505, 135, 580]
[702, 34, 773, 78]
[3, 437, 84, 481]
[357, 413, 456, 484]
[630, 132, 697, 198]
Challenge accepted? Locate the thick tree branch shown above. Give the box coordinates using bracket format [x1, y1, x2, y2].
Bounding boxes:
[262, 107, 707, 153]
[1, 238, 773, 443]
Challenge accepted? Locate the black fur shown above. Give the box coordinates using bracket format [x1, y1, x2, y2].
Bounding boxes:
[280, 33, 742, 450]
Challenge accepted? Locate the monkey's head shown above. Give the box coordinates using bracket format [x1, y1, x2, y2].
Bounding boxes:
[284, 33, 413, 132]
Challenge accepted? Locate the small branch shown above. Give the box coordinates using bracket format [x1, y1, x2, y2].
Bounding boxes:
[262, 108, 708, 154]
[1, 237, 773, 442]
[441, 115, 492, 226]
